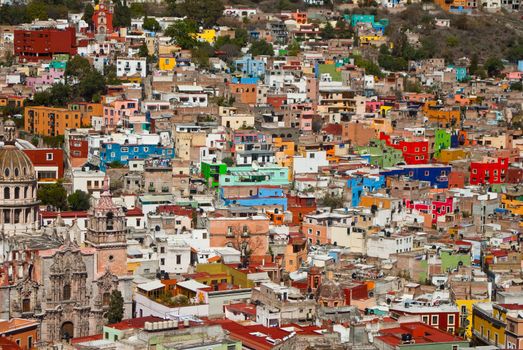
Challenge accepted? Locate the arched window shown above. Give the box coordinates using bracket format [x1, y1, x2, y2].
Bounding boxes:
[4, 168, 9, 177]
[24, 187, 28, 198]
[63, 284, 71, 301]
[14, 168, 19, 177]
[106, 212, 114, 230]
[14, 187, 20, 199]
[103, 292, 111, 306]
[4, 187, 10, 199]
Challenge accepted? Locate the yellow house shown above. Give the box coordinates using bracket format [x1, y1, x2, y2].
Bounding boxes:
[472, 302, 520, 347]
[501, 193, 523, 216]
[194, 29, 216, 44]
[158, 55, 176, 71]
[455, 298, 489, 339]
[359, 35, 383, 45]
[438, 149, 468, 163]
[273, 137, 295, 180]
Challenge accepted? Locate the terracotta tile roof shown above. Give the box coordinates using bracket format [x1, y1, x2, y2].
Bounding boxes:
[0, 318, 38, 334]
[108, 316, 165, 330]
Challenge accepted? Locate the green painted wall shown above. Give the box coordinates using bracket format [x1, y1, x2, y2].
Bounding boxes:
[440, 251, 471, 272]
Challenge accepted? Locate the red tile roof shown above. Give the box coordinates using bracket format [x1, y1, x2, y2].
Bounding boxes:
[71, 334, 103, 344]
[108, 316, 165, 330]
[375, 322, 464, 347]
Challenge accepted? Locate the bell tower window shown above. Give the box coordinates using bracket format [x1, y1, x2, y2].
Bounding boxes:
[106, 212, 114, 231]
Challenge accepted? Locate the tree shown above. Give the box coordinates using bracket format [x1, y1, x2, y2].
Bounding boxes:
[129, 3, 145, 18]
[106, 290, 124, 324]
[321, 22, 335, 40]
[510, 81, 522, 91]
[484, 57, 504, 77]
[191, 43, 214, 69]
[37, 182, 68, 210]
[138, 42, 149, 57]
[65, 55, 92, 83]
[287, 40, 300, 56]
[165, 19, 198, 49]
[77, 70, 106, 102]
[469, 53, 479, 76]
[222, 157, 234, 167]
[32, 83, 74, 107]
[142, 17, 160, 32]
[320, 193, 344, 209]
[113, 0, 131, 28]
[233, 28, 248, 47]
[82, 3, 94, 28]
[27, 0, 48, 21]
[175, 0, 224, 27]
[67, 190, 91, 211]
[248, 40, 274, 56]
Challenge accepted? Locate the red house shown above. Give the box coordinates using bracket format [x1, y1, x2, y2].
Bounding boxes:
[405, 196, 453, 224]
[286, 194, 316, 225]
[470, 157, 508, 185]
[389, 303, 460, 334]
[14, 27, 77, 62]
[23, 149, 64, 183]
[380, 133, 429, 164]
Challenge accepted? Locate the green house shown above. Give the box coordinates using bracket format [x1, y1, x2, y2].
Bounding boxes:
[356, 139, 404, 168]
[201, 161, 228, 188]
[434, 129, 451, 157]
[220, 164, 289, 187]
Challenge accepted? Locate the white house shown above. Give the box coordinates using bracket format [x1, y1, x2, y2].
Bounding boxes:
[366, 232, 414, 259]
[116, 57, 147, 78]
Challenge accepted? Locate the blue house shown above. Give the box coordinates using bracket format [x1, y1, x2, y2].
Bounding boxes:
[347, 175, 385, 207]
[221, 187, 288, 210]
[234, 54, 266, 78]
[231, 76, 259, 85]
[380, 165, 451, 188]
[99, 142, 175, 171]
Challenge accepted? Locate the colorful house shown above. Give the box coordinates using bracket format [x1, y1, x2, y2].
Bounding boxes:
[380, 164, 451, 188]
[356, 139, 404, 168]
[347, 174, 385, 207]
[99, 143, 175, 171]
[158, 55, 176, 71]
[201, 161, 228, 188]
[470, 157, 509, 185]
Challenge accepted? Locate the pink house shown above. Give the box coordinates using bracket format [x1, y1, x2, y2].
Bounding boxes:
[506, 71, 523, 80]
[366, 100, 384, 113]
[103, 99, 139, 127]
[26, 69, 65, 91]
[299, 112, 314, 132]
[405, 197, 453, 224]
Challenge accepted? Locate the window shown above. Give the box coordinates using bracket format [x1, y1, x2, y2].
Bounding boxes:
[176, 255, 181, 264]
[424, 171, 429, 176]
[422, 315, 429, 324]
[431, 315, 439, 325]
[63, 284, 71, 300]
[46, 152, 53, 160]
[22, 298, 31, 312]
[160, 247, 165, 253]
[28, 336, 33, 349]
[160, 258, 165, 266]
[448, 314, 455, 325]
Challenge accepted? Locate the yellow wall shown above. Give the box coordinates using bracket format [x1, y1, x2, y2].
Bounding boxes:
[456, 299, 489, 339]
[502, 196, 523, 215]
[438, 149, 467, 163]
[159, 56, 176, 70]
[194, 29, 216, 44]
[472, 305, 506, 347]
[195, 263, 254, 288]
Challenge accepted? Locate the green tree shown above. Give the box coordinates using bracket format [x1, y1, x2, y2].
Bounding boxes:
[67, 190, 91, 211]
[113, 0, 131, 28]
[0, 4, 31, 25]
[469, 53, 479, 76]
[233, 28, 248, 47]
[138, 42, 149, 57]
[320, 193, 344, 209]
[142, 17, 160, 32]
[222, 157, 234, 167]
[129, 3, 145, 18]
[32, 83, 73, 107]
[165, 19, 198, 49]
[321, 22, 335, 40]
[191, 43, 214, 69]
[510, 81, 523, 91]
[106, 290, 124, 324]
[77, 70, 106, 103]
[27, 0, 48, 21]
[82, 3, 94, 28]
[175, 0, 224, 27]
[248, 40, 274, 56]
[484, 57, 504, 77]
[287, 40, 300, 56]
[37, 181, 68, 210]
[65, 55, 92, 83]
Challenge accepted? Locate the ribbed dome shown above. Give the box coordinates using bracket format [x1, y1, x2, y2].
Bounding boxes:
[0, 146, 36, 182]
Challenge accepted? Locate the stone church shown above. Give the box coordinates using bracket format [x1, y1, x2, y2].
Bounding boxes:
[0, 120, 132, 344]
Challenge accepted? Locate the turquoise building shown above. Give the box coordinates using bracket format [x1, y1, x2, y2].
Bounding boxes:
[219, 164, 289, 187]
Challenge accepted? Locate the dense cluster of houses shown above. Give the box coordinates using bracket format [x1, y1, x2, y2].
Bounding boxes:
[0, 0, 522, 349]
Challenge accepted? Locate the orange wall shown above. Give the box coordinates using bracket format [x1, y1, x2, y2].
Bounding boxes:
[24, 106, 82, 136]
[209, 218, 269, 257]
[230, 83, 257, 104]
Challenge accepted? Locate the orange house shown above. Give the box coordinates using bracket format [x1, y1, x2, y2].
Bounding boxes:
[0, 318, 39, 350]
[422, 101, 461, 127]
[229, 83, 257, 105]
[208, 216, 269, 258]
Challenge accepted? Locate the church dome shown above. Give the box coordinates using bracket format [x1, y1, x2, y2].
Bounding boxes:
[0, 120, 36, 182]
[0, 147, 36, 182]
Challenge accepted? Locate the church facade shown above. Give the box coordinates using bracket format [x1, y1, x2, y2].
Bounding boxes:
[0, 121, 132, 344]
